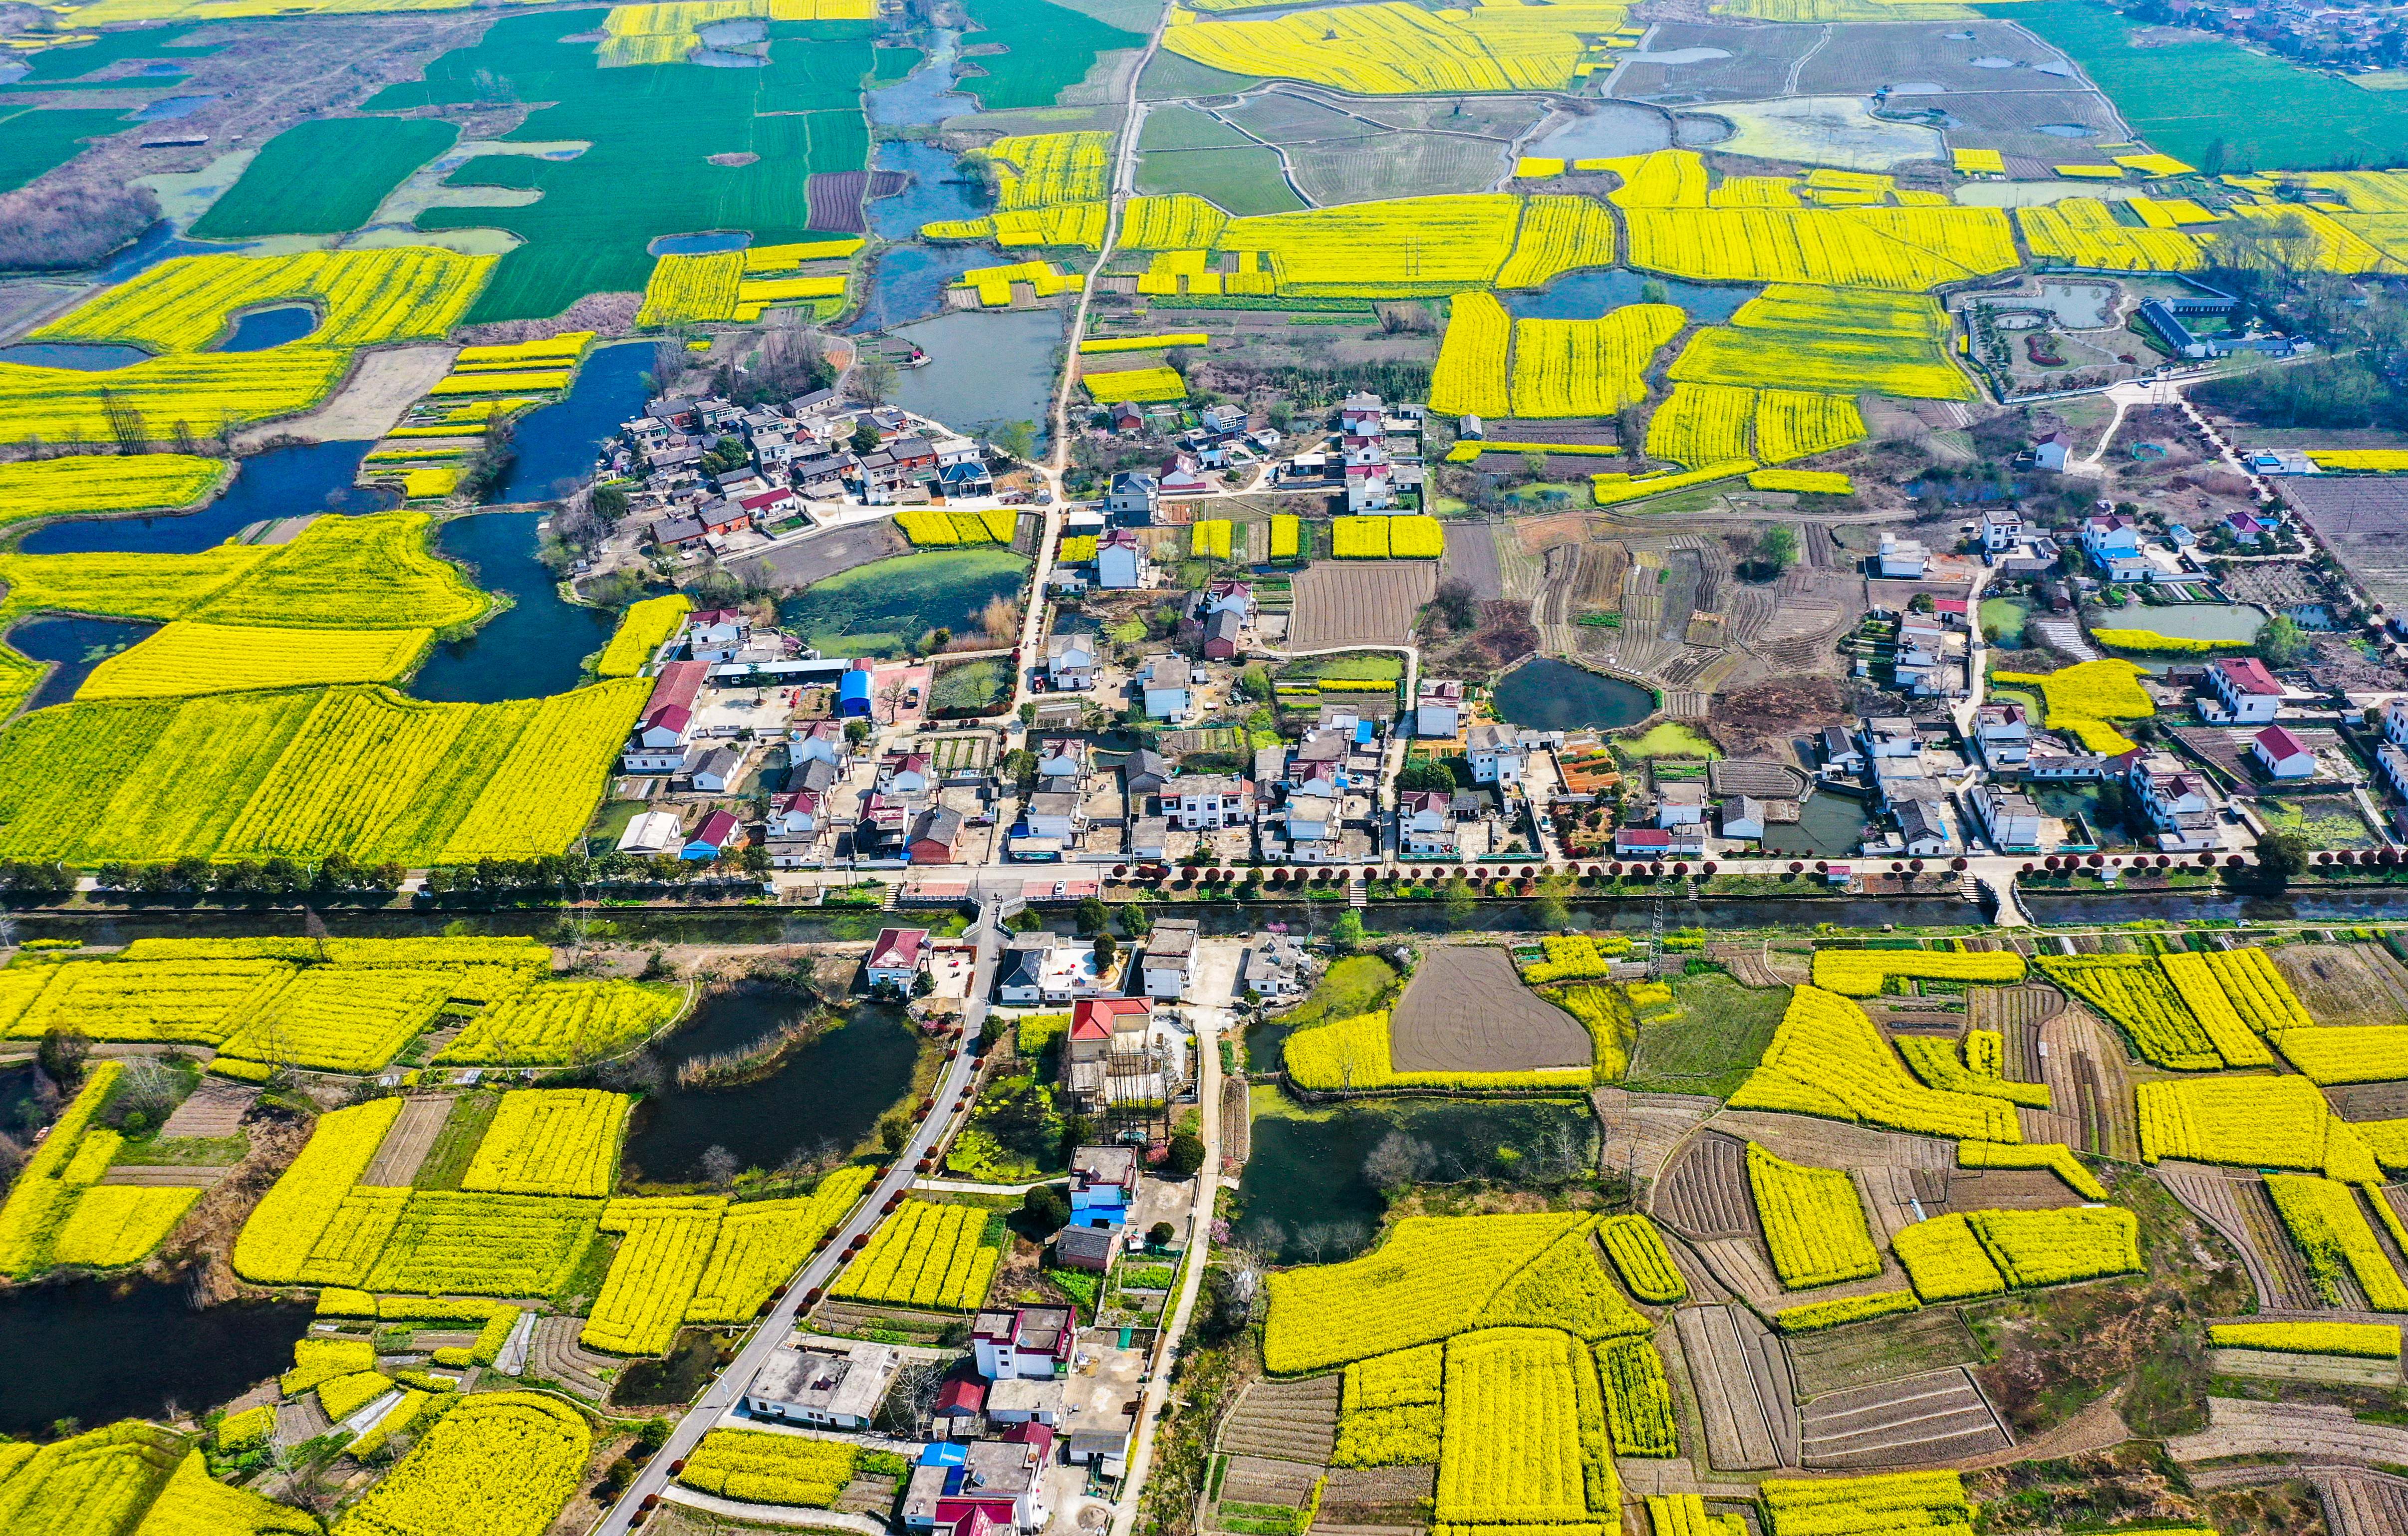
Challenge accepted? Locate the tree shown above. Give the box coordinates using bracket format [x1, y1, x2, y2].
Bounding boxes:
[1330, 910, 1365, 954]
[1094, 931, 1119, 971]
[849, 420, 880, 455]
[36, 1025, 88, 1090]
[1397, 759, 1455, 792]
[2258, 612, 2309, 668]
[1022, 1185, 1068, 1232]
[1166, 1132, 1206, 1176]
[1075, 896, 1109, 936]
[857, 355, 899, 406]
[1147, 1220, 1175, 1248]
[699, 1144, 741, 1188]
[1431, 577, 1477, 630]
[1442, 876, 1477, 928]
[878, 1111, 910, 1154]
[1363, 1129, 1438, 1194]
[1754, 525, 1799, 574]
[1118, 902, 1152, 938]
[2247, 828, 2312, 891]
[1533, 889, 1571, 932]
[991, 420, 1037, 462]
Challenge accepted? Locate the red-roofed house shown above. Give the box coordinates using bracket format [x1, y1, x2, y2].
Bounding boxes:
[741, 487, 801, 524]
[867, 928, 929, 990]
[933, 1498, 1017, 1536]
[623, 660, 710, 772]
[1933, 596, 1969, 628]
[933, 1376, 987, 1440]
[2253, 725, 2316, 779]
[2209, 657, 2283, 723]
[1069, 997, 1149, 1065]
[1614, 827, 1672, 858]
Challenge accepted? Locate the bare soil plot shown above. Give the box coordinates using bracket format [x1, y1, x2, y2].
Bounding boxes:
[161, 1081, 257, 1139]
[1786, 1307, 1982, 1399]
[1921, 89, 2125, 164]
[2317, 1469, 2408, 1536]
[2274, 942, 2408, 1027]
[1222, 90, 1388, 143]
[1799, 1367, 2011, 1470]
[2328, 1082, 2408, 1122]
[1793, 21, 2095, 93]
[361, 1095, 454, 1188]
[1593, 1086, 1719, 1187]
[1221, 1455, 1325, 1504]
[1218, 1376, 1338, 1464]
[1389, 946, 1589, 1073]
[533, 1315, 610, 1400]
[2287, 478, 2408, 617]
[1350, 96, 1548, 137]
[738, 518, 907, 590]
[234, 345, 456, 450]
[2027, 1002, 2138, 1161]
[1289, 560, 1434, 650]
[1969, 984, 2061, 1083]
[1675, 1303, 1792, 1472]
[1610, 22, 1820, 102]
[1706, 944, 1784, 990]
[1323, 1465, 1435, 1503]
[1437, 518, 1502, 602]
[1655, 1131, 1757, 1240]
[1932, 1166, 2080, 1214]
[96, 1165, 227, 1188]
[2169, 1398, 2408, 1466]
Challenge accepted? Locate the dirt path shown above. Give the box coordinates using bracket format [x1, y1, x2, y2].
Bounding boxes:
[361, 1095, 454, 1187]
[234, 345, 456, 450]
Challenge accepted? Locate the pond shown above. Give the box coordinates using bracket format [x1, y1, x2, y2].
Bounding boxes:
[1237, 1093, 1596, 1263]
[1502, 269, 1757, 323]
[407, 511, 615, 703]
[484, 341, 655, 506]
[2034, 280, 2117, 329]
[889, 307, 1062, 443]
[1759, 790, 1870, 860]
[1522, 100, 1682, 161]
[1489, 658, 1655, 732]
[0, 1278, 311, 1437]
[622, 989, 921, 1184]
[853, 141, 994, 331]
[649, 231, 753, 256]
[215, 305, 317, 352]
[0, 342, 149, 370]
[9, 616, 156, 711]
[776, 548, 1030, 657]
[131, 93, 218, 121]
[18, 440, 388, 555]
[1980, 595, 2031, 648]
[2085, 600, 2263, 643]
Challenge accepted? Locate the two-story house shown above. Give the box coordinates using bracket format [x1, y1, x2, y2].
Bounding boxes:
[1139, 919, 1198, 1000]
[1972, 702, 2031, 768]
[1096, 527, 1146, 590]
[743, 1341, 898, 1429]
[2207, 656, 2283, 723]
[1046, 632, 1098, 691]
[1141, 655, 1192, 720]
[1972, 784, 2043, 853]
[1168, 774, 1250, 830]
[1398, 788, 1456, 858]
[1468, 723, 1525, 786]
[622, 660, 709, 773]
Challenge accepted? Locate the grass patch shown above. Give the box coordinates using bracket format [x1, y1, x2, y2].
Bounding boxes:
[1622, 973, 1790, 1098]
[1614, 722, 1719, 760]
[1267, 955, 1400, 1029]
[189, 118, 460, 239]
[930, 657, 1009, 714]
[957, 0, 1144, 109]
[1135, 145, 1306, 217]
[776, 549, 1029, 658]
[1278, 650, 1403, 684]
[412, 1089, 501, 1191]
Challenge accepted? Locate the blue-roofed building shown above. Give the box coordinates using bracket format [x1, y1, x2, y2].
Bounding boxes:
[840, 667, 874, 717]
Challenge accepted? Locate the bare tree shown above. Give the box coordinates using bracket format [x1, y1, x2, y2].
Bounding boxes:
[1292, 1224, 1332, 1264]
[879, 1361, 947, 1435]
[1362, 1130, 1437, 1194]
[700, 1144, 742, 1188]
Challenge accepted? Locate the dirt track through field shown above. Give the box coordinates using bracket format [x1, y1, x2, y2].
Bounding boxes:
[1387, 947, 1589, 1073]
[362, 1095, 453, 1187]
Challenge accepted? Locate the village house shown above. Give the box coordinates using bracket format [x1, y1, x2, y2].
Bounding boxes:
[682, 809, 739, 861]
[765, 789, 827, 866]
[1123, 749, 1170, 797]
[1096, 528, 1146, 590]
[2129, 752, 2221, 851]
[1105, 472, 1158, 524]
[687, 744, 743, 794]
[623, 660, 709, 773]
[743, 1341, 899, 1429]
[865, 928, 929, 991]
[1415, 679, 1464, 739]
[1140, 919, 1199, 1000]
[1141, 655, 1193, 720]
[2253, 724, 2317, 779]
[909, 805, 964, 864]
[1468, 723, 1526, 786]
[2206, 656, 2284, 724]
[1046, 632, 1098, 690]
[1168, 773, 1250, 830]
[1972, 784, 2043, 853]
[1972, 703, 2031, 768]
[1876, 533, 1927, 579]
[616, 809, 683, 857]
[1398, 789, 1457, 858]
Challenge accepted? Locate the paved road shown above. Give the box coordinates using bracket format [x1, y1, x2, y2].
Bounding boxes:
[592, 899, 1007, 1536]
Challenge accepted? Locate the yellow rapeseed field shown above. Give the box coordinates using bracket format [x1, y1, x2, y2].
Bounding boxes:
[1623, 206, 2018, 290]
[34, 248, 492, 354]
[77, 622, 434, 700]
[985, 132, 1112, 210]
[0, 455, 228, 528]
[2016, 199, 2204, 271]
[1668, 284, 1970, 401]
[1219, 195, 1522, 292]
[1508, 304, 1680, 417]
[1428, 291, 1513, 418]
[0, 349, 355, 444]
[1496, 195, 1620, 288]
[1162, 0, 1628, 94]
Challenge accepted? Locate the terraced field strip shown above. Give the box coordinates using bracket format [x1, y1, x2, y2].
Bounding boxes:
[2272, 940, 2408, 1027]
[1970, 984, 2061, 1085]
[2207, 1347, 2403, 1387]
[1705, 944, 1783, 990]
[2159, 1166, 2315, 1311]
[2168, 1398, 2408, 1466]
[361, 1095, 454, 1187]
[530, 1314, 610, 1399]
[1655, 1132, 1756, 1239]
[1675, 1303, 1786, 1473]
[1593, 1086, 1719, 1187]
[95, 1164, 228, 1187]
[1785, 1305, 1982, 1399]
[1799, 1366, 2011, 1470]
[1217, 1375, 1338, 1464]
[2313, 1468, 2408, 1536]
[2036, 1005, 2138, 1161]
[1221, 1454, 1325, 1506]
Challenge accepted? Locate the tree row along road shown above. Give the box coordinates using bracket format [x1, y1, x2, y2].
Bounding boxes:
[591, 899, 1004, 1536]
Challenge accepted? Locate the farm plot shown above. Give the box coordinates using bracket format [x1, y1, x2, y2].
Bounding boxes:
[1938, 90, 2128, 167]
[1608, 21, 1821, 102]
[1794, 21, 2091, 94]
[1288, 560, 1435, 649]
[2158, 1167, 2320, 1310]
[1389, 947, 1592, 1074]
[1290, 134, 1513, 205]
[1218, 1376, 1339, 1463]
[1797, 1367, 2010, 1470]
[1784, 1305, 1983, 1398]
[1654, 1132, 1759, 1240]
[1591, 1086, 1719, 1189]
[2274, 942, 2408, 1029]
[1673, 1302, 1792, 1471]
